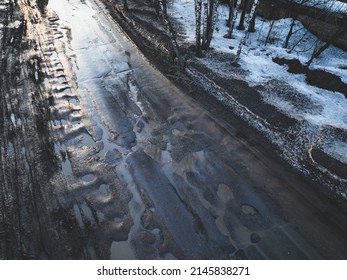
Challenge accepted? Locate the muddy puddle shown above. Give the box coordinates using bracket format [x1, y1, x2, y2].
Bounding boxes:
[1, 0, 347, 260]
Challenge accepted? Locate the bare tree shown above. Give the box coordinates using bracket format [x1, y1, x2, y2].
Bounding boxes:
[225, 0, 240, 39]
[203, 0, 220, 49]
[226, 0, 235, 28]
[195, 0, 203, 56]
[233, 0, 259, 63]
[283, 0, 340, 50]
[247, 0, 259, 33]
[307, 16, 347, 66]
[195, 0, 220, 56]
[237, 0, 249, 30]
[264, 20, 275, 46]
[284, 16, 298, 49]
[151, 0, 184, 68]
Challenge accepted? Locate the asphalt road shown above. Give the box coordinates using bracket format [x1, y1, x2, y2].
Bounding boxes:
[0, 0, 347, 259]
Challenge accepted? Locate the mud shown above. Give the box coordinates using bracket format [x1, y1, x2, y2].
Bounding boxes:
[273, 57, 347, 96]
[1, 0, 347, 260]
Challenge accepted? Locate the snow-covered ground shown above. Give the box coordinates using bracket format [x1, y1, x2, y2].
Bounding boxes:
[168, 0, 347, 193]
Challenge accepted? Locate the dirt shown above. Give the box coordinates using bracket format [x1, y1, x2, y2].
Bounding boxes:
[273, 57, 347, 97]
[1, 0, 347, 260]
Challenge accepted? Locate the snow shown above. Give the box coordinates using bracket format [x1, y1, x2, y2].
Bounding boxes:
[10, 21, 21, 28]
[3, 21, 22, 29]
[168, 0, 347, 187]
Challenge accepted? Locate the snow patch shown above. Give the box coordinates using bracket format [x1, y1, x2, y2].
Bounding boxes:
[7, 20, 22, 29]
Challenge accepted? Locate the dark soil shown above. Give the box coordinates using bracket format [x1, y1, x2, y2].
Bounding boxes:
[307, 69, 347, 96]
[311, 147, 347, 180]
[273, 57, 347, 97]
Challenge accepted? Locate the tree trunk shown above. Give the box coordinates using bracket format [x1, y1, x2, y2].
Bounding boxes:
[284, 17, 296, 49]
[226, 0, 235, 38]
[247, 13, 256, 32]
[237, 0, 248, 30]
[195, 0, 203, 57]
[233, 0, 259, 63]
[202, 1, 209, 48]
[307, 19, 347, 66]
[194, 0, 220, 55]
[227, 0, 241, 38]
[203, 0, 220, 50]
[227, 0, 233, 27]
[160, 0, 185, 69]
[264, 20, 275, 46]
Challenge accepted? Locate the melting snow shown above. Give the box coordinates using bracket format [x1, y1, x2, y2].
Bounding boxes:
[169, 0, 347, 185]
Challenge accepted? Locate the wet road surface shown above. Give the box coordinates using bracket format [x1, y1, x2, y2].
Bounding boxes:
[1, 0, 347, 259]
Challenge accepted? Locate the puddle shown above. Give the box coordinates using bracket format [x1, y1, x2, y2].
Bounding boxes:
[54, 142, 73, 176]
[127, 77, 146, 114]
[91, 114, 122, 158]
[81, 201, 95, 222]
[7, 142, 15, 156]
[60, 119, 68, 125]
[73, 204, 84, 229]
[87, 239, 97, 259]
[241, 204, 258, 215]
[215, 215, 230, 237]
[160, 150, 172, 166]
[217, 184, 234, 203]
[80, 132, 96, 147]
[53, 84, 70, 93]
[62, 157, 73, 176]
[163, 253, 177, 260]
[99, 184, 110, 196]
[110, 241, 136, 260]
[71, 119, 81, 125]
[50, 50, 58, 59]
[81, 173, 95, 182]
[180, 150, 206, 172]
[115, 161, 146, 258]
[39, 252, 49, 260]
[97, 210, 105, 221]
[68, 97, 79, 105]
[104, 148, 122, 165]
[70, 110, 80, 117]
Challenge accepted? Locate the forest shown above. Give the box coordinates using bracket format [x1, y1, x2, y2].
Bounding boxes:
[139, 0, 347, 65]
